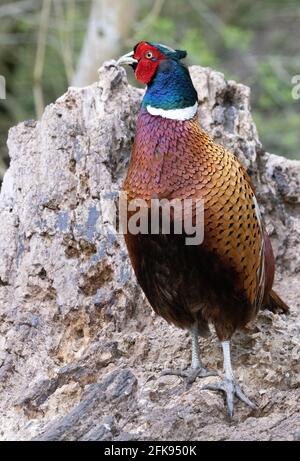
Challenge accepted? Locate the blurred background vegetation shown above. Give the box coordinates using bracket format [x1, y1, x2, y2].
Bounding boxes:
[0, 0, 299, 182]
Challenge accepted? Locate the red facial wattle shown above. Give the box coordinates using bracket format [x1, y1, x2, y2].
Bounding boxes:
[133, 42, 166, 84]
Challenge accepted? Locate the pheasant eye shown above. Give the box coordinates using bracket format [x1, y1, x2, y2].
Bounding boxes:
[145, 51, 153, 59]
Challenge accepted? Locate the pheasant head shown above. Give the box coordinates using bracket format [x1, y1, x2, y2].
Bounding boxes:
[117, 41, 198, 119]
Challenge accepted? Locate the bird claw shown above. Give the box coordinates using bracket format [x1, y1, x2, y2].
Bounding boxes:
[202, 378, 257, 418]
[162, 366, 218, 385]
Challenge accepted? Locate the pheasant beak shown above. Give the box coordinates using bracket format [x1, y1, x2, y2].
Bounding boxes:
[117, 51, 138, 67]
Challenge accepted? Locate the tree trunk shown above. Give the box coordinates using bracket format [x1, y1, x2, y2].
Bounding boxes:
[72, 0, 137, 87]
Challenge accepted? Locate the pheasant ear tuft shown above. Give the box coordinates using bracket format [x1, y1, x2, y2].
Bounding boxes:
[175, 49, 187, 60]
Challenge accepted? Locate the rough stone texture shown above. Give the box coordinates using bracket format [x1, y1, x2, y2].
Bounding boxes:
[0, 61, 299, 441]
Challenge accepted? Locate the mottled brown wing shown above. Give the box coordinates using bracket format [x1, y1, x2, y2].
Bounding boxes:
[189, 130, 265, 311]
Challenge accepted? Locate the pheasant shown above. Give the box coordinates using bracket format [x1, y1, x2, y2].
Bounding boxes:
[117, 42, 288, 417]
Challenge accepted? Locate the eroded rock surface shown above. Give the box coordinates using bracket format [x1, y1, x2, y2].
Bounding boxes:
[0, 61, 299, 441]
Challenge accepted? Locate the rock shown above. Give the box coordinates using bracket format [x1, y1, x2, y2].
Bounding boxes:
[0, 61, 299, 441]
[35, 369, 137, 441]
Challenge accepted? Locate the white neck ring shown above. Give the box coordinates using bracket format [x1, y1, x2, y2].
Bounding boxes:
[146, 101, 198, 121]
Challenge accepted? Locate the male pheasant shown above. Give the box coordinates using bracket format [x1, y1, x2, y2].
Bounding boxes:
[117, 42, 288, 417]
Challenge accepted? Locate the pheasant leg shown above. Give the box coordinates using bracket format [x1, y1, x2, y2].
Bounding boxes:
[162, 323, 217, 385]
[202, 341, 257, 418]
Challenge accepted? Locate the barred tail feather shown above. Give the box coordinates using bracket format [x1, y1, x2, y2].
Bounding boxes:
[264, 289, 289, 314]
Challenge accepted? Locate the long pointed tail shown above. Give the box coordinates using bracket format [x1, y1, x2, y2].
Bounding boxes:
[264, 289, 289, 314]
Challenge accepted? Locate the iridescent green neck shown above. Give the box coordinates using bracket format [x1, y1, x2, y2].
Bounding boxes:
[142, 59, 198, 111]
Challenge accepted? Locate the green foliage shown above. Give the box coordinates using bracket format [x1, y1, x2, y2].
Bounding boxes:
[221, 25, 253, 51]
[178, 29, 218, 67]
[134, 16, 176, 45]
[253, 111, 300, 160]
[256, 62, 293, 109]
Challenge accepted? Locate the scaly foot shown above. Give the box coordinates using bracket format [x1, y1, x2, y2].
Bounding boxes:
[162, 323, 217, 385]
[162, 366, 217, 385]
[202, 377, 257, 418]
